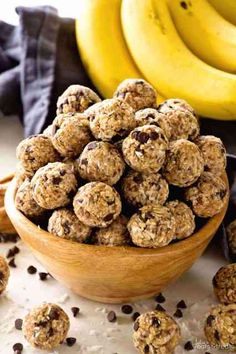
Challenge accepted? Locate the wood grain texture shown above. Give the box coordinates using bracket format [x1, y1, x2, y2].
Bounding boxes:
[0, 174, 16, 234]
[5, 174, 229, 304]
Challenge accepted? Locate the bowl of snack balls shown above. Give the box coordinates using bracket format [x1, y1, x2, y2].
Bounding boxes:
[5, 78, 229, 303]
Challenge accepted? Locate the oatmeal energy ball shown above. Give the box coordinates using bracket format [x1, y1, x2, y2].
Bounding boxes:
[0, 256, 10, 295]
[73, 182, 122, 228]
[204, 304, 236, 350]
[133, 310, 181, 354]
[212, 264, 236, 304]
[194, 135, 226, 175]
[95, 215, 130, 246]
[122, 171, 169, 208]
[185, 172, 228, 218]
[16, 135, 59, 172]
[122, 125, 168, 173]
[135, 108, 171, 140]
[77, 141, 125, 185]
[56, 84, 101, 115]
[166, 200, 195, 240]
[51, 115, 91, 158]
[158, 98, 196, 116]
[15, 179, 45, 218]
[87, 98, 136, 141]
[31, 162, 77, 209]
[22, 303, 70, 350]
[163, 139, 203, 187]
[128, 204, 176, 248]
[114, 78, 157, 111]
[15, 162, 34, 188]
[227, 220, 236, 255]
[48, 208, 91, 243]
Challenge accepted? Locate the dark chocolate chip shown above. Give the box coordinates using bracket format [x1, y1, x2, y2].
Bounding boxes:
[133, 321, 139, 331]
[87, 142, 97, 150]
[147, 114, 155, 120]
[0, 271, 3, 280]
[39, 272, 48, 281]
[206, 315, 215, 326]
[132, 312, 140, 321]
[66, 337, 77, 347]
[184, 341, 194, 350]
[27, 265, 37, 274]
[121, 304, 133, 314]
[80, 158, 88, 165]
[48, 327, 54, 337]
[63, 221, 70, 235]
[15, 318, 23, 330]
[149, 131, 159, 140]
[60, 170, 66, 176]
[107, 311, 117, 323]
[12, 343, 23, 351]
[218, 189, 227, 199]
[133, 174, 143, 184]
[104, 213, 114, 222]
[0, 233, 19, 243]
[8, 258, 16, 268]
[177, 300, 187, 309]
[180, 1, 188, 9]
[52, 176, 62, 185]
[152, 317, 161, 327]
[48, 308, 59, 321]
[136, 132, 149, 144]
[155, 304, 166, 312]
[38, 320, 48, 328]
[155, 293, 166, 303]
[6, 249, 15, 259]
[71, 307, 80, 317]
[174, 309, 183, 318]
[144, 344, 149, 353]
[214, 330, 220, 341]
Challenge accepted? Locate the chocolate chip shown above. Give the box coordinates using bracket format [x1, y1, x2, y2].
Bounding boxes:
[121, 304, 133, 314]
[63, 221, 70, 235]
[177, 300, 187, 309]
[39, 272, 48, 281]
[107, 311, 117, 323]
[133, 174, 143, 184]
[155, 293, 165, 303]
[80, 158, 88, 165]
[52, 176, 62, 185]
[87, 142, 97, 150]
[205, 352, 211, 354]
[214, 330, 220, 341]
[48, 308, 59, 321]
[48, 327, 54, 337]
[104, 213, 114, 222]
[60, 169, 66, 176]
[144, 344, 149, 353]
[38, 320, 48, 328]
[218, 189, 227, 199]
[174, 309, 183, 318]
[8, 258, 16, 268]
[133, 321, 139, 331]
[147, 113, 155, 120]
[15, 318, 23, 330]
[132, 312, 140, 321]
[155, 304, 166, 312]
[184, 341, 194, 350]
[207, 315, 215, 326]
[12, 343, 23, 352]
[152, 317, 161, 327]
[149, 131, 159, 140]
[71, 307, 80, 317]
[180, 1, 188, 9]
[66, 337, 76, 347]
[6, 249, 15, 259]
[136, 132, 149, 144]
[0, 233, 18, 243]
[0, 271, 3, 280]
[27, 265, 37, 274]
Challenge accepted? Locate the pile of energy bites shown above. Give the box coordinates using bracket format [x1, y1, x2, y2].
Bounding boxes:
[14, 78, 228, 249]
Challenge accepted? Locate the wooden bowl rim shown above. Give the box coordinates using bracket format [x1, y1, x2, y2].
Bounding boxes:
[5, 174, 229, 257]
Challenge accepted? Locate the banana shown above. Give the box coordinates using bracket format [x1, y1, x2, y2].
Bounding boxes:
[208, 0, 236, 26]
[75, 0, 164, 102]
[121, 0, 236, 120]
[168, 0, 236, 73]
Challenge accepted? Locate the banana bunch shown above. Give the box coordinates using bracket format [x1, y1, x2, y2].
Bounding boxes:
[76, 0, 236, 120]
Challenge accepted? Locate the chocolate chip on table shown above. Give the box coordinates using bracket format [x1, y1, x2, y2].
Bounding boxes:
[6, 246, 20, 259]
[0, 233, 18, 243]
[132, 312, 140, 321]
[8, 258, 17, 268]
[27, 265, 37, 274]
[107, 311, 117, 323]
[66, 337, 77, 347]
[71, 307, 80, 317]
[177, 300, 187, 309]
[184, 341, 194, 351]
[155, 304, 166, 312]
[12, 343, 23, 352]
[39, 272, 48, 281]
[155, 293, 166, 303]
[173, 309, 183, 318]
[121, 304, 133, 314]
[15, 318, 23, 330]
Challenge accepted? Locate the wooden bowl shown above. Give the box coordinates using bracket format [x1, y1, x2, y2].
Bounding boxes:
[0, 174, 16, 234]
[5, 175, 229, 304]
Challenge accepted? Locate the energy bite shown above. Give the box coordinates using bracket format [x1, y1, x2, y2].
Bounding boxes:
[31, 162, 77, 209]
[128, 205, 176, 248]
[212, 264, 236, 304]
[94, 215, 130, 246]
[122, 171, 169, 208]
[16, 135, 59, 173]
[48, 208, 91, 243]
[227, 220, 236, 255]
[0, 256, 10, 294]
[166, 200, 195, 240]
[51, 115, 91, 158]
[194, 135, 226, 175]
[158, 98, 196, 116]
[87, 98, 136, 141]
[15, 163, 34, 188]
[185, 172, 228, 217]
[114, 78, 157, 111]
[133, 310, 181, 354]
[73, 182, 122, 228]
[163, 139, 203, 187]
[204, 304, 236, 350]
[56, 84, 101, 115]
[77, 141, 125, 185]
[22, 303, 70, 350]
[15, 179, 45, 218]
[122, 125, 168, 173]
[134, 108, 171, 140]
